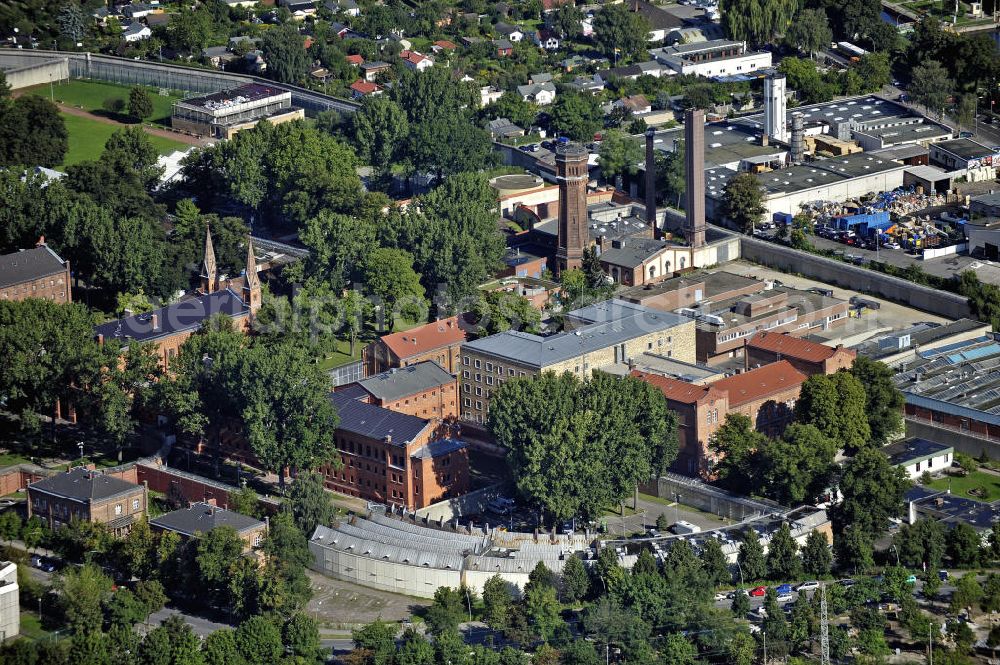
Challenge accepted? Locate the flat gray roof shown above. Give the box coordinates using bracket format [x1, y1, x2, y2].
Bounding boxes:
[463, 299, 690, 368]
[357, 361, 454, 402]
[150, 502, 264, 537]
[933, 138, 994, 160]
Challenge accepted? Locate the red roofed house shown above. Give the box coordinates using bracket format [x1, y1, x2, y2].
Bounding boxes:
[363, 316, 472, 376]
[745, 331, 856, 376]
[349, 79, 383, 99]
[400, 49, 434, 71]
[635, 360, 807, 475]
[432, 40, 457, 53]
[346, 54, 364, 65]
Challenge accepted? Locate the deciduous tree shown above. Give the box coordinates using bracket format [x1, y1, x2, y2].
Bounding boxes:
[722, 172, 766, 234]
[850, 355, 904, 445]
[262, 24, 310, 83]
[127, 86, 153, 122]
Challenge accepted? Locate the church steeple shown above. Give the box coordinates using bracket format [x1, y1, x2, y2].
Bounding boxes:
[201, 225, 218, 294]
[242, 236, 261, 314]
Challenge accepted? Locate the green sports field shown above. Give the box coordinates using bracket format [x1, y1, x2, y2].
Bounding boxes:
[59, 113, 188, 167]
[27, 79, 184, 127]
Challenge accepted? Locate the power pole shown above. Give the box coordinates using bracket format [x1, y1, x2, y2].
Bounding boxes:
[820, 585, 830, 665]
[763, 630, 767, 665]
[929, 623, 933, 665]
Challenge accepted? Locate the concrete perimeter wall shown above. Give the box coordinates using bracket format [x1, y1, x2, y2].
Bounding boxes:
[309, 540, 463, 598]
[739, 234, 973, 319]
[414, 483, 504, 522]
[905, 417, 1000, 460]
[643, 472, 787, 521]
[3, 58, 69, 90]
[0, 50, 359, 115]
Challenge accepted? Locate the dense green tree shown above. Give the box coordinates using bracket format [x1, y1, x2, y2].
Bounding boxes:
[284, 613, 321, 659]
[103, 126, 164, 192]
[236, 342, 339, 489]
[201, 629, 243, 665]
[722, 172, 766, 233]
[856, 52, 892, 92]
[761, 423, 837, 505]
[351, 620, 397, 665]
[560, 639, 600, 665]
[56, 564, 113, 633]
[351, 96, 409, 184]
[910, 60, 953, 120]
[762, 588, 790, 658]
[833, 447, 910, 541]
[894, 518, 946, 571]
[548, 91, 602, 142]
[948, 522, 982, 568]
[127, 86, 153, 122]
[951, 573, 983, 613]
[802, 530, 832, 578]
[785, 9, 832, 58]
[795, 372, 871, 452]
[57, 3, 86, 42]
[981, 574, 1000, 613]
[362, 248, 426, 331]
[166, 7, 212, 54]
[0, 94, 68, 168]
[235, 615, 284, 664]
[728, 630, 756, 665]
[709, 413, 767, 494]
[483, 574, 514, 631]
[262, 24, 310, 83]
[766, 522, 802, 581]
[737, 528, 766, 582]
[849, 356, 904, 445]
[286, 471, 335, 535]
[425, 586, 469, 635]
[488, 372, 678, 520]
[731, 589, 750, 617]
[598, 130, 643, 185]
[525, 584, 563, 642]
[700, 537, 731, 587]
[481, 92, 538, 130]
[592, 3, 650, 61]
[660, 633, 697, 664]
[655, 140, 685, 209]
[196, 525, 244, 601]
[562, 554, 590, 603]
[552, 2, 584, 37]
[721, 0, 798, 44]
[472, 290, 541, 336]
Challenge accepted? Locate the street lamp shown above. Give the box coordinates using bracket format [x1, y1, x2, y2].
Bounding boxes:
[77, 442, 84, 462]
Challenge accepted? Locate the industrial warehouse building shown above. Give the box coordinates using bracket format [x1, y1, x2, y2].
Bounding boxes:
[171, 83, 304, 139]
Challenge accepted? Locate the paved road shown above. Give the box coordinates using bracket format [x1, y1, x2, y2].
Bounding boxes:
[145, 607, 231, 637]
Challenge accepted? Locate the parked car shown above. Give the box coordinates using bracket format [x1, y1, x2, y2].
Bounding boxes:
[796, 581, 820, 592]
[775, 584, 793, 595]
[749, 586, 767, 597]
[959, 131, 974, 139]
[777, 594, 794, 603]
[939, 570, 950, 581]
[839, 578, 856, 587]
[906, 575, 918, 584]
[714, 591, 729, 601]
[31, 556, 56, 572]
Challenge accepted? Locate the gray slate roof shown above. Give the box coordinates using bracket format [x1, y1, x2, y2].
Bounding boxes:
[358, 361, 455, 402]
[29, 467, 141, 503]
[330, 392, 431, 445]
[93, 289, 249, 346]
[0, 245, 67, 290]
[463, 299, 689, 368]
[150, 502, 265, 537]
[599, 238, 668, 269]
[410, 438, 467, 460]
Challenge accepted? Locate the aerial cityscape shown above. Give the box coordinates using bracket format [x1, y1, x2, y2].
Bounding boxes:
[4, 0, 1000, 662]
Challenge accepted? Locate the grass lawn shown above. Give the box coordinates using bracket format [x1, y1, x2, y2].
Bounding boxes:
[317, 338, 362, 371]
[60, 113, 188, 167]
[0, 452, 32, 467]
[19, 612, 53, 641]
[27, 79, 184, 127]
[928, 470, 1000, 502]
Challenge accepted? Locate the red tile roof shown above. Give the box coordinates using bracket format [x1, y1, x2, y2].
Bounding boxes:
[350, 79, 381, 95]
[381, 316, 469, 359]
[631, 371, 710, 404]
[346, 54, 364, 65]
[712, 360, 807, 408]
[747, 331, 854, 364]
[400, 49, 429, 65]
[434, 40, 457, 50]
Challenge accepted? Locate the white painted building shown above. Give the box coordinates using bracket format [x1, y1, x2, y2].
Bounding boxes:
[885, 439, 954, 481]
[0, 561, 19, 640]
[122, 23, 153, 42]
[650, 39, 771, 79]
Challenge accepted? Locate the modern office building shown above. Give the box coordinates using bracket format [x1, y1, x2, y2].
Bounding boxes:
[171, 83, 304, 139]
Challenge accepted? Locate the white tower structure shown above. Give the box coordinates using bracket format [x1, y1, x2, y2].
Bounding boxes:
[764, 73, 788, 144]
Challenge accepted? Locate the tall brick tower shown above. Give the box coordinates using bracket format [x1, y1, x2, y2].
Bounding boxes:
[684, 108, 707, 249]
[555, 142, 590, 274]
[645, 128, 657, 238]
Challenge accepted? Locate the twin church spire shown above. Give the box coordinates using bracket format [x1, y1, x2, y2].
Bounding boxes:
[200, 226, 260, 313]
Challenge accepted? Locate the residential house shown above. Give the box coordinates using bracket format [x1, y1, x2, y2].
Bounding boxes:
[363, 315, 471, 376]
[531, 28, 560, 50]
[350, 79, 383, 98]
[744, 331, 856, 376]
[229, 35, 261, 51]
[122, 3, 155, 18]
[122, 22, 153, 42]
[494, 22, 524, 42]
[884, 439, 953, 481]
[561, 55, 588, 71]
[0, 240, 71, 304]
[244, 50, 267, 73]
[360, 60, 391, 81]
[324, 0, 360, 15]
[146, 12, 170, 28]
[493, 39, 514, 57]
[322, 393, 469, 509]
[488, 118, 525, 140]
[221, 0, 259, 6]
[310, 67, 333, 82]
[619, 94, 652, 115]
[480, 85, 504, 106]
[340, 360, 459, 422]
[432, 39, 458, 54]
[202, 46, 236, 68]
[150, 502, 268, 552]
[346, 54, 364, 66]
[400, 49, 434, 71]
[27, 467, 148, 536]
[517, 81, 556, 105]
[630, 0, 684, 42]
[567, 74, 605, 95]
[278, 0, 317, 17]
